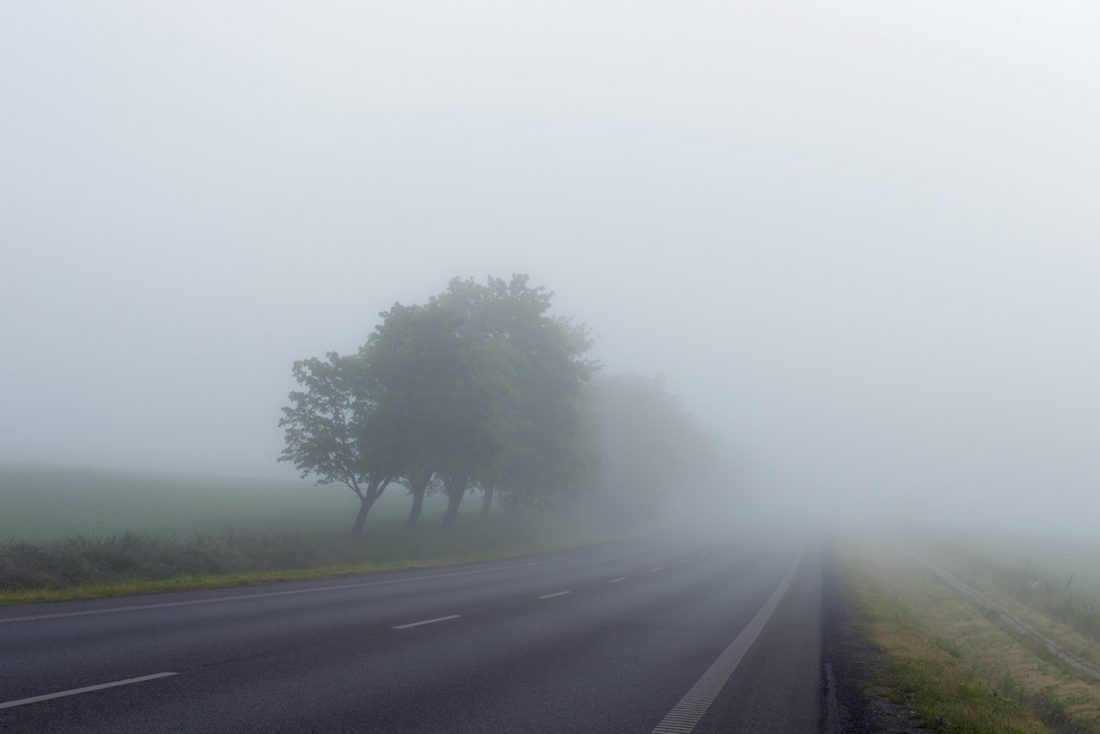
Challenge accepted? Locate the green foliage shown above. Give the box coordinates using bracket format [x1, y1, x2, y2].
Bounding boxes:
[279, 352, 396, 534]
[280, 353, 371, 490]
[279, 274, 600, 532]
[431, 275, 598, 512]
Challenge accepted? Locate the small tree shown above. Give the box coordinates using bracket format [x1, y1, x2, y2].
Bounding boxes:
[279, 353, 395, 536]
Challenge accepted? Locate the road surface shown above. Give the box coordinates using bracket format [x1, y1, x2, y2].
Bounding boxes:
[0, 537, 822, 733]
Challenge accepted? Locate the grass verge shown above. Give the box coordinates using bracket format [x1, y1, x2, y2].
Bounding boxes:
[0, 521, 633, 605]
[0, 535, 623, 605]
[921, 540, 1100, 668]
[839, 541, 1100, 734]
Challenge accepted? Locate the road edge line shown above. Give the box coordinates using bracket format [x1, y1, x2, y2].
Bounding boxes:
[650, 549, 803, 734]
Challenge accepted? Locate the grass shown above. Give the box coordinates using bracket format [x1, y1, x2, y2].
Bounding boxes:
[839, 540, 1100, 734]
[0, 462, 371, 539]
[0, 532, 622, 605]
[920, 534, 1100, 652]
[0, 462, 628, 604]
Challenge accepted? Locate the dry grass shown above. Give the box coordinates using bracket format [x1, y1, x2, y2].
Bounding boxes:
[921, 542, 1100, 672]
[841, 542, 1100, 734]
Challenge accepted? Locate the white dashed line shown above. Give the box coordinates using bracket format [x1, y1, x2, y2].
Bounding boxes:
[0, 672, 178, 710]
[391, 614, 461, 630]
[651, 567, 665, 572]
[607, 577, 628, 583]
[537, 591, 572, 599]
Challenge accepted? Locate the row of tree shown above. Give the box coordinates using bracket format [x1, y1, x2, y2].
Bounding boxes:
[279, 275, 714, 536]
[589, 373, 716, 527]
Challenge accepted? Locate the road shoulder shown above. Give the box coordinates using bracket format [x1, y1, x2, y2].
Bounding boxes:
[822, 546, 933, 734]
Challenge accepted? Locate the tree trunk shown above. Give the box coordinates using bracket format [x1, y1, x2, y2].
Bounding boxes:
[480, 486, 495, 519]
[351, 477, 388, 536]
[406, 470, 432, 528]
[407, 488, 426, 527]
[441, 477, 466, 529]
[351, 495, 373, 536]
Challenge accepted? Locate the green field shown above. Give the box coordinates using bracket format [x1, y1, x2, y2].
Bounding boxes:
[0, 462, 464, 540]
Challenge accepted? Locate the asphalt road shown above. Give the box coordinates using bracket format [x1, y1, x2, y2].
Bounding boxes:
[0, 536, 822, 733]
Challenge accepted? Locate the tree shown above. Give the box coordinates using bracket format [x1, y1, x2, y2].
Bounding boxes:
[355, 303, 443, 528]
[278, 353, 397, 536]
[430, 329, 520, 528]
[431, 275, 599, 517]
[359, 299, 521, 528]
[280, 273, 599, 534]
[589, 374, 716, 525]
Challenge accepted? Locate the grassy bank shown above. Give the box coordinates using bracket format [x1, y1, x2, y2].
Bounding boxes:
[920, 535, 1100, 653]
[839, 540, 1100, 734]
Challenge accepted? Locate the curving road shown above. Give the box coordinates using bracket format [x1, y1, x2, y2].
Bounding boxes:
[0, 537, 822, 733]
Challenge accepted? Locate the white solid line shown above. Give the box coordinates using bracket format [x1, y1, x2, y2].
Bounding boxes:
[650, 549, 803, 734]
[651, 567, 665, 572]
[607, 577, 628, 583]
[537, 590, 572, 599]
[0, 672, 178, 711]
[391, 614, 461, 630]
[0, 556, 574, 625]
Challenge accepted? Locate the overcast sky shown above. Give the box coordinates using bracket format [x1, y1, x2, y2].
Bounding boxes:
[2, 1, 1098, 531]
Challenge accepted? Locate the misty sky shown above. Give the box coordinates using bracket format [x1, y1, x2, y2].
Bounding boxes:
[3, 2, 1098, 531]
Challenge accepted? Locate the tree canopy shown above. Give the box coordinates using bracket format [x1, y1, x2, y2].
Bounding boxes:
[279, 275, 599, 535]
[278, 352, 398, 534]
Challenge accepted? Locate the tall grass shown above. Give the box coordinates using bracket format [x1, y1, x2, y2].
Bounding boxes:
[0, 516, 611, 595]
[0, 533, 327, 589]
[1011, 568, 1100, 644]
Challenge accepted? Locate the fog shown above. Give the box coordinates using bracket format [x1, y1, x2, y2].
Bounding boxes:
[3, 2, 1098, 534]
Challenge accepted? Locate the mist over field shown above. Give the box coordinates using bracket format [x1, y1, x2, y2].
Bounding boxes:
[3, 1, 1099, 536]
